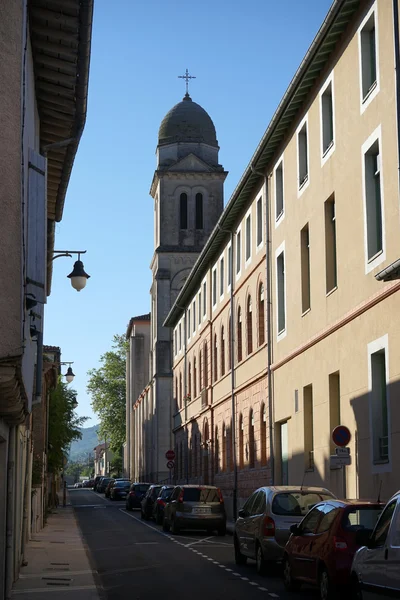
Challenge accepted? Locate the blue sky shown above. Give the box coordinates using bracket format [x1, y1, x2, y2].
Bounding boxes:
[45, 0, 333, 426]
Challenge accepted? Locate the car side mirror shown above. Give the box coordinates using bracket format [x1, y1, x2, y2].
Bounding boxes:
[238, 509, 247, 518]
[290, 524, 300, 535]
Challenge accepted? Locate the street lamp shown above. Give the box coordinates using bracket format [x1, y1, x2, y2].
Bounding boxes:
[60, 361, 75, 383]
[52, 250, 90, 291]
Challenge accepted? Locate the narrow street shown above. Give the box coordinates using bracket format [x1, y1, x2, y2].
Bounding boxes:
[70, 489, 318, 600]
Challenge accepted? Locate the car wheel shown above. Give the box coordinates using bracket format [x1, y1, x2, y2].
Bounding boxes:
[162, 517, 170, 532]
[256, 543, 268, 575]
[283, 556, 301, 592]
[319, 568, 334, 600]
[171, 517, 180, 534]
[234, 536, 247, 565]
[217, 525, 226, 537]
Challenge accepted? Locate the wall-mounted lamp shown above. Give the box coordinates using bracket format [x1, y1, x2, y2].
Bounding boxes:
[60, 361, 75, 383]
[52, 250, 90, 292]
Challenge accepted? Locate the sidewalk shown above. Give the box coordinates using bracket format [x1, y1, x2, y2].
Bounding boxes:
[12, 492, 102, 599]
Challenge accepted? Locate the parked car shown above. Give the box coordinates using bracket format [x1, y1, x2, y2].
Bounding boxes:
[163, 485, 226, 535]
[93, 476, 103, 491]
[283, 499, 384, 599]
[125, 483, 151, 511]
[234, 486, 336, 574]
[153, 486, 174, 524]
[141, 485, 162, 520]
[105, 479, 115, 498]
[351, 490, 400, 599]
[97, 477, 112, 494]
[74, 482, 83, 488]
[110, 480, 131, 501]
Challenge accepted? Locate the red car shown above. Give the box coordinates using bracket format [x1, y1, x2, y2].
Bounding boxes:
[283, 499, 384, 600]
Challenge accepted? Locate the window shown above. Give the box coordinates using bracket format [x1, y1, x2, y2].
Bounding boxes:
[212, 268, 217, 307]
[198, 292, 201, 325]
[329, 372, 340, 454]
[276, 247, 286, 335]
[229, 419, 234, 471]
[299, 507, 321, 534]
[249, 410, 255, 468]
[203, 281, 206, 317]
[261, 404, 267, 466]
[370, 344, 389, 464]
[298, 119, 309, 190]
[187, 362, 191, 401]
[304, 384, 314, 471]
[359, 8, 378, 107]
[220, 257, 224, 297]
[301, 223, 311, 313]
[220, 326, 225, 377]
[196, 192, 203, 229]
[237, 306, 243, 363]
[245, 213, 251, 263]
[179, 323, 182, 350]
[174, 330, 177, 356]
[228, 244, 232, 287]
[187, 308, 191, 339]
[180, 442, 183, 479]
[175, 376, 178, 408]
[199, 350, 203, 390]
[258, 283, 265, 346]
[325, 196, 337, 293]
[275, 160, 284, 220]
[247, 296, 253, 355]
[370, 501, 396, 547]
[180, 193, 188, 229]
[214, 427, 219, 474]
[321, 79, 334, 157]
[178, 372, 182, 409]
[363, 132, 383, 265]
[188, 437, 192, 478]
[316, 505, 340, 533]
[228, 317, 232, 370]
[193, 357, 197, 398]
[213, 334, 218, 382]
[239, 414, 244, 468]
[204, 342, 208, 387]
[236, 229, 241, 276]
[279, 421, 289, 484]
[192, 300, 196, 334]
[222, 424, 227, 471]
[257, 196, 263, 247]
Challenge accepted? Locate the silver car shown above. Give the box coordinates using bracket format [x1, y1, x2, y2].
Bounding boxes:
[234, 485, 336, 574]
[163, 485, 226, 535]
[351, 490, 400, 599]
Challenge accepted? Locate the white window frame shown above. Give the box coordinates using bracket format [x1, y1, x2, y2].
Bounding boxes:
[368, 334, 391, 474]
[198, 290, 202, 329]
[236, 224, 242, 282]
[358, 2, 380, 114]
[187, 307, 191, 342]
[245, 207, 252, 268]
[179, 322, 182, 352]
[361, 125, 385, 274]
[256, 195, 263, 252]
[202, 277, 207, 321]
[274, 154, 285, 227]
[319, 71, 336, 166]
[219, 252, 225, 301]
[227, 241, 232, 293]
[192, 299, 196, 338]
[275, 241, 287, 341]
[297, 114, 310, 197]
[212, 265, 218, 310]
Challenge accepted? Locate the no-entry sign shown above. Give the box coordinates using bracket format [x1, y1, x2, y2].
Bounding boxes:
[165, 450, 175, 461]
[332, 425, 351, 447]
[167, 460, 174, 469]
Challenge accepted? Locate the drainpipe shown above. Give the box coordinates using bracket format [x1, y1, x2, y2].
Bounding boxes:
[126, 347, 130, 477]
[34, 331, 43, 404]
[183, 309, 189, 483]
[393, 0, 400, 199]
[5, 426, 16, 599]
[250, 165, 274, 485]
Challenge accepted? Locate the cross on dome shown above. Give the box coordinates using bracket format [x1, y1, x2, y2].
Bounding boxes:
[178, 68, 196, 96]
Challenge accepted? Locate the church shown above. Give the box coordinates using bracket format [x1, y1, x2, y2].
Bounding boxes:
[125, 87, 228, 484]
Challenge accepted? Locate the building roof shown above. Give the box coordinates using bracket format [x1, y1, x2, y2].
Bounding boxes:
[158, 93, 218, 148]
[126, 313, 151, 338]
[164, 0, 361, 328]
[43, 345, 61, 353]
[28, 0, 94, 294]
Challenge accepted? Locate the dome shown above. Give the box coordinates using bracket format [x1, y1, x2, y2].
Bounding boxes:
[158, 94, 218, 148]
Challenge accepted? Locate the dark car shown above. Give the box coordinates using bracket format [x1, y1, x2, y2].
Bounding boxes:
[141, 485, 162, 520]
[125, 483, 151, 511]
[93, 476, 103, 492]
[153, 486, 174, 524]
[98, 477, 112, 494]
[163, 485, 226, 535]
[105, 479, 115, 498]
[283, 499, 384, 600]
[110, 479, 131, 501]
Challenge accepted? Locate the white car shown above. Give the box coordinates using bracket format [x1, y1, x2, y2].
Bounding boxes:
[74, 482, 83, 488]
[351, 490, 400, 599]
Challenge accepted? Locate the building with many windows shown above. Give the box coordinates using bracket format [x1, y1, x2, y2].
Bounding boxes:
[164, 0, 400, 516]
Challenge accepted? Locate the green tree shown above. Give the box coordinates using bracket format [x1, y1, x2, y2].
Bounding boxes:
[87, 334, 127, 453]
[48, 379, 88, 472]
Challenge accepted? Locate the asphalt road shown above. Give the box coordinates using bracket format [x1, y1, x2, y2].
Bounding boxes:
[69, 488, 318, 600]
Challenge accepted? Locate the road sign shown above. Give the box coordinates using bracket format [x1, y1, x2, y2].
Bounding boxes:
[330, 454, 351, 468]
[167, 460, 174, 469]
[165, 450, 175, 461]
[335, 447, 350, 456]
[332, 425, 351, 447]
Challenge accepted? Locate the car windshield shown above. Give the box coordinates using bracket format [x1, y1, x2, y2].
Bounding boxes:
[135, 485, 149, 493]
[183, 488, 220, 503]
[151, 487, 161, 497]
[115, 481, 130, 487]
[161, 489, 173, 499]
[272, 492, 333, 516]
[342, 506, 383, 531]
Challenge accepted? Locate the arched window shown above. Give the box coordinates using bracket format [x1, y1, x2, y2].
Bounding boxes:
[222, 423, 227, 471]
[247, 296, 253, 355]
[204, 342, 208, 387]
[194, 434, 198, 477]
[193, 357, 197, 398]
[239, 414, 244, 468]
[196, 192, 203, 229]
[261, 403, 267, 465]
[179, 372, 182, 409]
[258, 282, 265, 346]
[220, 326, 225, 377]
[199, 350, 203, 390]
[188, 362, 192, 400]
[215, 426, 219, 474]
[249, 410, 255, 468]
[214, 334, 218, 382]
[180, 193, 188, 229]
[180, 441, 183, 479]
[237, 306, 243, 363]
[228, 316, 232, 369]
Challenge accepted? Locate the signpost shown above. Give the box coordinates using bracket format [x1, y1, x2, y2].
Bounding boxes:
[331, 426, 351, 497]
[331, 425, 351, 447]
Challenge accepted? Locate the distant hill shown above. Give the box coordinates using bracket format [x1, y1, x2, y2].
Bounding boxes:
[69, 424, 100, 462]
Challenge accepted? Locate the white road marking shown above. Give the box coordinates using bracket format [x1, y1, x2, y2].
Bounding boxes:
[225, 568, 233, 572]
[241, 577, 249, 581]
[249, 582, 258, 586]
[258, 588, 268, 592]
[269, 594, 279, 597]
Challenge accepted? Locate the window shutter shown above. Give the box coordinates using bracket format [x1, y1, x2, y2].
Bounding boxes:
[26, 149, 47, 304]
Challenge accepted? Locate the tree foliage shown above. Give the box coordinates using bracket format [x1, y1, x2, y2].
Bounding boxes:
[48, 379, 88, 472]
[87, 334, 127, 453]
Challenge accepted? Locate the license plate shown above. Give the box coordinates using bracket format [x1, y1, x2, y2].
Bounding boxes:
[193, 507, 211, 514]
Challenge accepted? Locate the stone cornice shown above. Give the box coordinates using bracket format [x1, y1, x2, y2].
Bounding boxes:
[150, 170, 228, 197]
